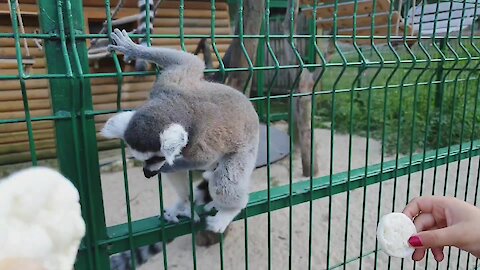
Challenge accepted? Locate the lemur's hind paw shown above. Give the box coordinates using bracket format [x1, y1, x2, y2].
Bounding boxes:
[162, 201, 200, 223]
[205, 208, 240, 233]
[108, 29, 138, 57]
[206, 214, 230, 233]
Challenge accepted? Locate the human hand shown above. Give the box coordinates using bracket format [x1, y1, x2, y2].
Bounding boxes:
[403, 196, 480, 262]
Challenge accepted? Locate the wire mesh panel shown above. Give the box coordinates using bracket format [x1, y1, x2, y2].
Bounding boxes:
[0, 0, 479, 269]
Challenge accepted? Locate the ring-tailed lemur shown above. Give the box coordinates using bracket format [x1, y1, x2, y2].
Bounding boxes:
[102, 29, 259, 233]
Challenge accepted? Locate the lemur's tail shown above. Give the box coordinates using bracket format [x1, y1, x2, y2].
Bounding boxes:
[109, 242, 168, 270]
[134, 0, 155, 72]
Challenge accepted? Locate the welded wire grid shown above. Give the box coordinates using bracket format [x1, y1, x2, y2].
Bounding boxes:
[1, 0, 480, 269]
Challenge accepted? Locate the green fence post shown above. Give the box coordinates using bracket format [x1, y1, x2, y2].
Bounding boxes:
[256, 18, 266, 122]
[37, 0, 109, 269]
[435, 37, 446, 109]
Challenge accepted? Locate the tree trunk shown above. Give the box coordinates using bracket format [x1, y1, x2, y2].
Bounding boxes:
[282, 0, 319, 177]
[295, 70, 319, 177]
[225, 0, 265, 96]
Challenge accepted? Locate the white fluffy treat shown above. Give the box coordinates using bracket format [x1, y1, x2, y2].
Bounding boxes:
[377, 213, 417, 258]
[0, 167, 86, 270]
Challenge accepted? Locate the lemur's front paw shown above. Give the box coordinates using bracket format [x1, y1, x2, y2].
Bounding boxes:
[108, 29, 138, 57]
[162, 201, 200, 223]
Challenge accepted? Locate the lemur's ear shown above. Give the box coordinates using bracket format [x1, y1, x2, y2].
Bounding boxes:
[160, 123, 189, 165]
[101, 111, 135, 139]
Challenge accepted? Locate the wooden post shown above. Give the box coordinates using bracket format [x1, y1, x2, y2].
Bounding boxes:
[283, 0, 320, 177]
[295, 70, 319, 177]
[224, 0, 265, 96]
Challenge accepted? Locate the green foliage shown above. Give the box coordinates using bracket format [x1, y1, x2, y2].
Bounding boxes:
[317, 61, 480, 154]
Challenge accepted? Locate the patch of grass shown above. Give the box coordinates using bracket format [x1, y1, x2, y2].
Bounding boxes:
[316, 43, 480, 154]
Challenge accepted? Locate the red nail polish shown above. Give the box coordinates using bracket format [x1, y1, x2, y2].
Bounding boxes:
[408, 236, 423, 247]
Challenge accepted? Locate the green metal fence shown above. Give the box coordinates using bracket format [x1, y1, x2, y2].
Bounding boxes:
[1, 0, 480, 269]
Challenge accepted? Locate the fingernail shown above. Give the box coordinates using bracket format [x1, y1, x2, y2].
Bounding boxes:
[408, 236, 423, 247]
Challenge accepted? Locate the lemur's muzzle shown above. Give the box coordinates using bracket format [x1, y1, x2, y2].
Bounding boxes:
[143, 156, 166, 178]
[143, 167, 160, 178]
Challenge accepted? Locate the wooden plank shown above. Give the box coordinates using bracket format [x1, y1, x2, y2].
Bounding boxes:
[308, 0, 392, 18]
[0, 3, 229, 21]
[92, 91, 149, 104]
[152, 27, 230, 35]
[93, 100, 145, 111]
[0, 58, 38, 69]
[0, 98, 51, 113]
[318, 11, 401, 29]
[0, 148, 56, 165]
[153, 17, 230, 28]
[0, 47, 45, 57]
[0, 89, 152, 113]
[0, 109, 51, 120]
[0, 127, 112, 146]
[91, 82, 155, 95]
[83, 6, 229, 21]
[0, 9, 37, 16]
[0, 128, 53, 145]
[0, 37, 44, 48]
[0, 139, 121, 165]
[1, 67, 47, 76]
[0, 88, 50, 101]
[336, 23, 409, 36]
[81, 0, 229, 10]
[0, 79, 49, 90]
[0, 138, 55, 155]
[0, 117, 108, 137]
[0, 121, 53, 134]
[151, 37, 232, 46]
[153, 8, 229, 20]
[0, 25, 40, 32]
[89, 75, 156, 85]
[0, 4, 38, 15]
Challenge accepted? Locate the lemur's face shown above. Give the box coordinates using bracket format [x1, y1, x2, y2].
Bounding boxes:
[101, 111, 166, 178]
[102, 110, 189, 179]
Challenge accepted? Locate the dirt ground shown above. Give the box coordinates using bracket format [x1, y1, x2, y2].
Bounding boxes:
[100, 123, 480, 270]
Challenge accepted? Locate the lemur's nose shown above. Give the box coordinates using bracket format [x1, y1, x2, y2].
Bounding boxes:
[143, 167, 159, 178]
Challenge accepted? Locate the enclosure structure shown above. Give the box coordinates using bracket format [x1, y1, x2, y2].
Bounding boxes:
[0, 0, 480, 269]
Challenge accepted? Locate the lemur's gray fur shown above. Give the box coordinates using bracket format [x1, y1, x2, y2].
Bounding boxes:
[102, 29, 259, 233]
